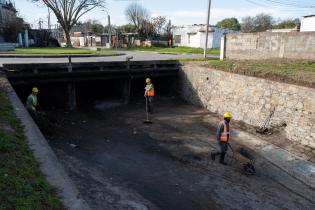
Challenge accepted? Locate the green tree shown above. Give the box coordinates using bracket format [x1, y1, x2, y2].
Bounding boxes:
[216, 18, 241, 30]
[119, 24, 136, 33]
[274, 19, 299, 29]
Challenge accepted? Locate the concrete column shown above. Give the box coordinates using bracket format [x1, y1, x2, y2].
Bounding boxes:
[220, 34, 226, 60]
[67, 82, 76, 111]
[122, 79, 131, 104]
[24, 30, 29, 48]
[18, 33, 23, 47]
[67, 57, 76, 110]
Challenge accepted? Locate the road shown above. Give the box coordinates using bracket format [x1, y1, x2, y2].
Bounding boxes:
[0, 51, 206, 67]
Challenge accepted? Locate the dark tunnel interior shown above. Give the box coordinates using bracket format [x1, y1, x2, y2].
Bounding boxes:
[11, 76, 178, 111]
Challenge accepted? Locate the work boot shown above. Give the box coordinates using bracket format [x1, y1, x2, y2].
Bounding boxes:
[219, 153, 227, 165]
[211, 153, 216, 161]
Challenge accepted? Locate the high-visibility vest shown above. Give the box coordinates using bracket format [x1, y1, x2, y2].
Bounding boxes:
[220, 122, 230, 142]
[26, 94, 37, 111]
[145, 84, 155, 97]
[148, 88, 155, 97]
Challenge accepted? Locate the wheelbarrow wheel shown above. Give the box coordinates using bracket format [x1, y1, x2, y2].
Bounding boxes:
[243, 163, 256, 175]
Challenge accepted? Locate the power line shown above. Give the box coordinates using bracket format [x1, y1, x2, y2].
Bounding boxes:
[245, 0, 315, 11]
[263, 0, 315, 8]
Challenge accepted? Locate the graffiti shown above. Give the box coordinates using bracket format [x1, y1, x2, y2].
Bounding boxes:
[227, 33, 315, 58]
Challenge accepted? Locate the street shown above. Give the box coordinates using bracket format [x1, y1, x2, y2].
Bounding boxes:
[0, 51, 206, 67]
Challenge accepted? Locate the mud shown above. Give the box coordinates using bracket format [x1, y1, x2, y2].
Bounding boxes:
[46, 98, 315, 210]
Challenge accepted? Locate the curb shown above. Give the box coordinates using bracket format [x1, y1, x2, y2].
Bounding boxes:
[236, 130, 315, 189]
[0, 76, 91, 210]
[0, 53, 125, 58]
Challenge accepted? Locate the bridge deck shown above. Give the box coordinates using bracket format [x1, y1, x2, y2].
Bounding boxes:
[3, 60, 180, 85]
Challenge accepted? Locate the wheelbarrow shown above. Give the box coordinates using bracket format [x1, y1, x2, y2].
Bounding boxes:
[228, 144, 256, 175]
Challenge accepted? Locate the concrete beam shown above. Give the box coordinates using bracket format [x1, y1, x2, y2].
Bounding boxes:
[67, 82, 77, 111]
[123, 79, 131, 104]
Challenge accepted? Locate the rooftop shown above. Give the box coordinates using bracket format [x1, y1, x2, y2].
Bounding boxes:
[303, 15, 315, 18]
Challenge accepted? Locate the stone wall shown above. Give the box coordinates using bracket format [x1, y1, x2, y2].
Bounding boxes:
[225, 32, 315, 60]
[178, 63, 315, 148]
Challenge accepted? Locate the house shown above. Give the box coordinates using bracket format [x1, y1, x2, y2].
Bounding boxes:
[172, 24, 235, 48]
[300, 15, 315, 32]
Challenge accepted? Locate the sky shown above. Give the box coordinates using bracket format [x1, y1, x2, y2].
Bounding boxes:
[14, 0, 315, 29]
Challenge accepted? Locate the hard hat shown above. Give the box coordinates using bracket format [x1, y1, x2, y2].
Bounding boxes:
[223, 112, 232, 119]
[32, 87, 39, 93]
[146, 78, 151, 83]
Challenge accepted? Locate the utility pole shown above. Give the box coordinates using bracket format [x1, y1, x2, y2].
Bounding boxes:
[108, 15, 112, 47]
[38, 19, 43, 30]
[204, 0, 212, 58]
[47, 7, 51, 30]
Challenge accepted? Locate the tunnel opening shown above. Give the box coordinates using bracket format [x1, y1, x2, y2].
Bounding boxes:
[11, 76, 178, 111]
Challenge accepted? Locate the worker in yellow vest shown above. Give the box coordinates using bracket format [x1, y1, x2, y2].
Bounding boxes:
[144, 78, 155, 114]
[211, 112, 232, 165]
[26, 87, 39, 120]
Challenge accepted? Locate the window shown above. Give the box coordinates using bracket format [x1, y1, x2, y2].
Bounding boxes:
[175, 35, 181, 44]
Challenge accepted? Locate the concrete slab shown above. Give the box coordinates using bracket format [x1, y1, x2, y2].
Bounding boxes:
[0, 75, 90, 210]
[236, 130, 315, 189]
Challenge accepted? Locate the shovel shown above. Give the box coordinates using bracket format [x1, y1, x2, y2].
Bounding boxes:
[143, 96, 152, 124]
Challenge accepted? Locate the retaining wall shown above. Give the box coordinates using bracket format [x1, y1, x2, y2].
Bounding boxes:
[225, 32, 315, 60]
[178, 63, 315, 148]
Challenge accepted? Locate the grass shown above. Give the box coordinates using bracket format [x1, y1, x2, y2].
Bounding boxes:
[120, 46, 220, 55]
[184, 59, 315, 88]
[159, 46, 220, 55]
[0, 87, 64, 209]
[169, 57, 218, 61]
[0, 47, 119, 55]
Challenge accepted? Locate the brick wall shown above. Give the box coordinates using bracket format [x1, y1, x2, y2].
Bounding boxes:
[225, 32, 315, 60]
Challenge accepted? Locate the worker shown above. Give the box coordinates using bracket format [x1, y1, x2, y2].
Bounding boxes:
[211, 112, 232, 165]
[144, 78, 154, 114]
[26, 87, 39, 119]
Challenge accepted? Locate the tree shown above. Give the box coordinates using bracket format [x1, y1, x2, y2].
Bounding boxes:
[241, 13, 274, 33]
[125, 3, 150, 37]
[216, 18, 241, 30]
[254, 13, 274, 32]
[32, 0, 106, 47]
[3, 17, 25, 42]
[274, 19, 299, 29]
[164, 20, 173, 37]
[152, 16, 166, 35]
[241, 16, 255, 33]
[119, 24, 136, 33]
[79, 20, 104, 34]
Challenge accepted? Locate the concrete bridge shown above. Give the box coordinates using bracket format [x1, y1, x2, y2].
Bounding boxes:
[2, 60, 179, 111]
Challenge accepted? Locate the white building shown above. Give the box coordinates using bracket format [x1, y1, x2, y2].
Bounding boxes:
[300, 15, 315, 32]
[172, 24, 235, 48]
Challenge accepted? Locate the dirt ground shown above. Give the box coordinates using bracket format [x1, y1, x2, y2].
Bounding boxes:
[46, 98, 315, 210]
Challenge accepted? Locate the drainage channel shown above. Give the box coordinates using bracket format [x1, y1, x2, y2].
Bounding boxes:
[3, 61, 315, 210]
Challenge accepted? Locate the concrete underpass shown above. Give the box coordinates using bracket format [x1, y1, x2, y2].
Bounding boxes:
[3, 61, 315, 210]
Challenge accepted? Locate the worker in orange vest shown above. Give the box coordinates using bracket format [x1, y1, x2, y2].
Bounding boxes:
[211, 112, 232, 165]
[144, 78, 155, 114]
